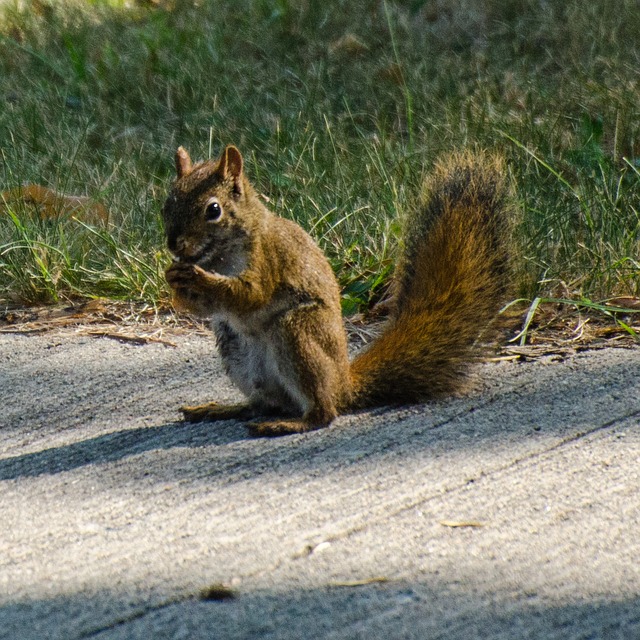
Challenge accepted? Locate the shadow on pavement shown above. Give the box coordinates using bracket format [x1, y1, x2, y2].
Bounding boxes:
[2, 582, 639, 640]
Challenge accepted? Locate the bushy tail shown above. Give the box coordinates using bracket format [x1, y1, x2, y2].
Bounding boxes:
[348, 151, 512, 409]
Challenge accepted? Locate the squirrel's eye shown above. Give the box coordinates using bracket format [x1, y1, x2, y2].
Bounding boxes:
[204, 198, 223, 222]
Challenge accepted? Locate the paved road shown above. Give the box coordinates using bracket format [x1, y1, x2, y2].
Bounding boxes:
[1, 332, 639, 639]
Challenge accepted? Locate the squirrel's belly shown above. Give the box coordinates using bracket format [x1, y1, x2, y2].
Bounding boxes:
[211, 317, 308, 414]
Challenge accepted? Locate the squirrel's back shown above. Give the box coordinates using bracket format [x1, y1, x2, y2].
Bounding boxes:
[348, 151, 512, 409]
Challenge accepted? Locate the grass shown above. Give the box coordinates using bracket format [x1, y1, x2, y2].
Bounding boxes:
[0, 0, 639, 317]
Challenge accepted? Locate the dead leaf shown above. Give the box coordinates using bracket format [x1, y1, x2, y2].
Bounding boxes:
[1, 184, 108, 224]
[329, 34, 369, 56]
[606, 297, 640, 310]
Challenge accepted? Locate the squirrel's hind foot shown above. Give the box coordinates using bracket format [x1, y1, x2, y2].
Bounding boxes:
[247, 419, 323, 437]
[247, 407, 336, 437]
[181, 401, 255, 423]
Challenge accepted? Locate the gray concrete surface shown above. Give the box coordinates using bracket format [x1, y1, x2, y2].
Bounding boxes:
[0, 331, 639, 639]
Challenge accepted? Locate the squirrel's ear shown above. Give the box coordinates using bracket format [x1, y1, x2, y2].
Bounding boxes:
[175, 146, 193, 179]
[219, 145, 243, 181]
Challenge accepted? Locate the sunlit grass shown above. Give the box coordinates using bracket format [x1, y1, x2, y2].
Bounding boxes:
[0, 0, 638, 311]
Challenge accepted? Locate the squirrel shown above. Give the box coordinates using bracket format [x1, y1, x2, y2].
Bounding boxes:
[163, 144, 512, 436]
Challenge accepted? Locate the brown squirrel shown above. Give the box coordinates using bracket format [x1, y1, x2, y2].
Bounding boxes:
[163, 145, 511, 436]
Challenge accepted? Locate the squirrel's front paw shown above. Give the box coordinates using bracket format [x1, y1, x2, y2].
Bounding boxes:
[166, 261, 201, 289]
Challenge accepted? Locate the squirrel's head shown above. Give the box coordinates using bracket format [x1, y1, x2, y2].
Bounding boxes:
[162, 145, 261, 274]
